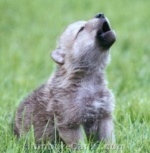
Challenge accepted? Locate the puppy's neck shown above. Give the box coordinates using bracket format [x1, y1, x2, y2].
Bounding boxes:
[51, 64, 106, 88]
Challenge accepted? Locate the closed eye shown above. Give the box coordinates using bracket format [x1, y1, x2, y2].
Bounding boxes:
[75, 26, 85, 39]
[78, 26, 84, 33]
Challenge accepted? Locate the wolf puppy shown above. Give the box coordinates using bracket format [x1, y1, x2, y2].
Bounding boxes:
[14, 13, 116, 148]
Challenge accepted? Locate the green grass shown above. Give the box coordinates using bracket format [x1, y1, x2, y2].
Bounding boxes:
[0, 0, 150, 152]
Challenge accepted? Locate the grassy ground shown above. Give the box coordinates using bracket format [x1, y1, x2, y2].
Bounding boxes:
[0, 0, 150, 152]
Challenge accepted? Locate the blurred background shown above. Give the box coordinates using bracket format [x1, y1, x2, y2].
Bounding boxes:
[0, 0, 150, 152]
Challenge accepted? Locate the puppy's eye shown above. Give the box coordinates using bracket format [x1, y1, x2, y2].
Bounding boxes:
[78, 26, 84, 33]
[75, 26, 85, 39]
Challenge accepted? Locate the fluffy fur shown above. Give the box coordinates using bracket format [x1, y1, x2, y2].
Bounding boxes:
[14, 14, 116, 148]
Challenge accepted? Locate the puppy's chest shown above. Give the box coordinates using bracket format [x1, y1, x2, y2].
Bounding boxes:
[78, 78, 113, 107]
[76, 82, 105, 105]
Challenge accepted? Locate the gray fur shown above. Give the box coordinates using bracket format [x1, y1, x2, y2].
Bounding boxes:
[14, 15, 116, 148]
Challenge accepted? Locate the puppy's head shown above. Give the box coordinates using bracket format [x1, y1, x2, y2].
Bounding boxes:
[51, 13, 116, 70]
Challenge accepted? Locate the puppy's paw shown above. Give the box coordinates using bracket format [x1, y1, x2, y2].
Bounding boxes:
[82, 104, 98, 122]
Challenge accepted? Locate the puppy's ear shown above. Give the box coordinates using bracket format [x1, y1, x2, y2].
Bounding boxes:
[51, 49, 65, 64]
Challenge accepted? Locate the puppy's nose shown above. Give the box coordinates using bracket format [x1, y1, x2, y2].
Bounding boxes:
[95, 13, 105, 18]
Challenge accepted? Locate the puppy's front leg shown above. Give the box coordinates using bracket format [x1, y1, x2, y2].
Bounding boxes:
[98, 116, 115, 143]
[58, 126, 84, 148]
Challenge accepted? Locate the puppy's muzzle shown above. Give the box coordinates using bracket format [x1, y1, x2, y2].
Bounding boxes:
[95, 13, 116, 49]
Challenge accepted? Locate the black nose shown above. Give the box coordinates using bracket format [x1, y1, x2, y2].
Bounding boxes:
[95, 13, 105, 18]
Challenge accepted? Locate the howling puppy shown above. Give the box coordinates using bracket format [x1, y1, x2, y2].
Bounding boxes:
[14, 13, 116, 148]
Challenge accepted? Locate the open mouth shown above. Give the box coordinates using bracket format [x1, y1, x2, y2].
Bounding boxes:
[96, 19, 116, 49]
[102, 21, 111, 33]
[97, 20, 111, 35]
